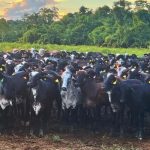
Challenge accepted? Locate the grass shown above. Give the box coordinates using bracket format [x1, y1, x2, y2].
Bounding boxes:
[0, 42, 149, 56]
[51, 135, 62, 142]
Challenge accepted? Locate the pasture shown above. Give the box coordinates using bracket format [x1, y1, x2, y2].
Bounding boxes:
[0, 42, 150, 56]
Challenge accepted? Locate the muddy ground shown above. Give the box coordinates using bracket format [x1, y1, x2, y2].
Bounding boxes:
[0, 122, 150, 150]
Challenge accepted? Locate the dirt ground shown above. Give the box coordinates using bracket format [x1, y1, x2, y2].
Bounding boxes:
[0, 126, 150, 150]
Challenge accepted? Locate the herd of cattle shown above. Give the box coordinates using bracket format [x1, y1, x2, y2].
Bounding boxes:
[0, 48, 150, 140]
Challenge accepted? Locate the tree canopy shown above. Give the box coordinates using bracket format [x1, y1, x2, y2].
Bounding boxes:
[1, 1, 150, 48]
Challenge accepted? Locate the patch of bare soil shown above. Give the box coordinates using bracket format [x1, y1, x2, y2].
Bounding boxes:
[0, 127, 149, 150]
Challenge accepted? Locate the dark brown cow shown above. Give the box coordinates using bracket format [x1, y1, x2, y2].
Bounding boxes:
[76, 70, 108, 107]
[75, 70, 109, 127]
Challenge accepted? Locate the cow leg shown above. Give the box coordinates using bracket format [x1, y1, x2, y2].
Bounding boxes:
[0, 109, 6, 132]
[45, 107, 51, 133]
[23, 98, 30, 126]
[19, 103, 25, 126]
[119, 104, 125, 137]
[92, 107, 100, 132]
[39, 114, 44, 137]
[39, 107, 50, 137]
[110, 111, 121, 136]
[2, 107, 12, 132]
[137, 112, 144, 140]
[29, 110, 35, 136]
[77, 105, 84, 127]
[88, 108, 97, 132]
[62, 109, 70, 124]
[56, 95, 62, 120]
[110, 112, 116, 136]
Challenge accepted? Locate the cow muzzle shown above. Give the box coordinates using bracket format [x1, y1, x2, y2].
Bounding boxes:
[61, 87, 67, 91]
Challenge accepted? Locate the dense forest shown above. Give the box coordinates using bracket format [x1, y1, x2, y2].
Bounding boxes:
[0, 0, 150, 48]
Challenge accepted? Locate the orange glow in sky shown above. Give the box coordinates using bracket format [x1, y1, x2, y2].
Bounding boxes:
[0, 0, 149, 20]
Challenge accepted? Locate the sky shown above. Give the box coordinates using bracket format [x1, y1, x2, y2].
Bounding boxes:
[0, 0, 149, 20]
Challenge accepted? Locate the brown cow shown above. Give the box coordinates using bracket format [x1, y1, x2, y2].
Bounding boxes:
[75, 70, 109, 129]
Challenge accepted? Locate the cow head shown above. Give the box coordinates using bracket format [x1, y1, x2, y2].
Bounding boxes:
[0, 74, 13, 109]
[61, 66, 73, 91]
[61, 81, 81, 110]
[104, 73, 120, 92]
[104, 73, 121, 112]
[27, 71, 42, 88]
[75, 70, 88, 87]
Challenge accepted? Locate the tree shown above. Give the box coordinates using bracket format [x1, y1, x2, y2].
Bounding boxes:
[114, 0, 132, 10]
[0, 18, 9, 42]
[38, 7, 59, 24]
[95, 6, 112, 19]
[79, 6, 92, 15]
[20, 28, 40, 43]
[23, 7, 58, 29]
[1, 5, 150, 48]
[134, 0, 149, 11]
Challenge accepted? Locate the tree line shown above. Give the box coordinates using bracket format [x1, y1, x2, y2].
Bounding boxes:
[0, 0, 150, 48]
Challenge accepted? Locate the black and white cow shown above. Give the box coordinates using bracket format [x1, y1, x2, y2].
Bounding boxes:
[27, 71, 62, 136]
[61, 66, 82, 123]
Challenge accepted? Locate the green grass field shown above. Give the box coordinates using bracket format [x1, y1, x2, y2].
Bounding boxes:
[0, 42, 149, 56]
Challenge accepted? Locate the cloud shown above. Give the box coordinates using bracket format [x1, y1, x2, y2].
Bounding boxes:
[1, 0, 65, 20]
[0, 0, 150, 20]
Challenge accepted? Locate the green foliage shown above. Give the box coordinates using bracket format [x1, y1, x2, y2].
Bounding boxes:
[20, 28, 40, 43]
[0, 42, 149, 56]
[0, 18, 10, 42]
[1, 1, 150, 48]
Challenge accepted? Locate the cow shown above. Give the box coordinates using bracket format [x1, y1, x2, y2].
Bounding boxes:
[104, 73, 148, 139]
[27, 71, 62, 136]
[0, 71, 30, 130]
[61, 66, 82, 124]
[75, 70, 109, 131]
